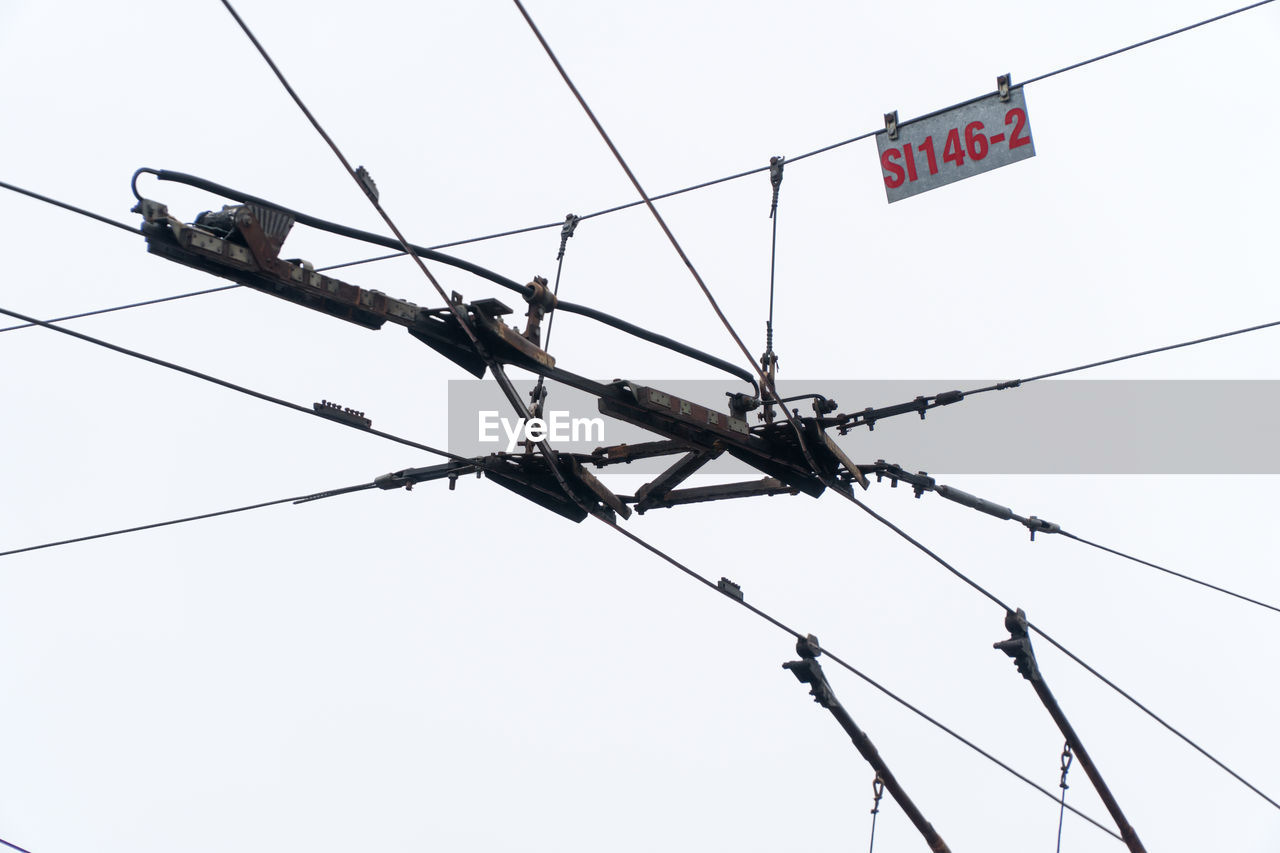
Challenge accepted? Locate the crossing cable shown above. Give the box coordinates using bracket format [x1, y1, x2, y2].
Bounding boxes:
[867, 464, 1280, 616]
[0, 836, 34, 853]
[962, 318, 1280, 397]
[838, 488, 1280, 811]
[0, 305, 463, 462]
[0, 179, 141, 236]
[218, 0, 591, 519]
[512, 0, 826, 482]
[598, 515, 1122, 841]
[1061, 532, 1280, 616]
[321, 0, 1276, 270]
[0, 483, 377, 559]
[0, 285, 242, 335]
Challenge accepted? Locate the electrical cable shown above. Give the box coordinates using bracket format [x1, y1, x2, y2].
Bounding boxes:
[0, 284, 242, 335]
[0, 483, 376, 559]
[839, 488, 1280, 812]
[0, 305, 462, 462]
[0, 179, 141, 236]
[0, 837, 34, 853]
[964, 318, 1280, 396]
[598, 515, 1123, 842]
[512, 0, 823, 483]
[137, 168, 757, 391]
[1060, 532, 1280, 615]
[314, 0, 1275, 268]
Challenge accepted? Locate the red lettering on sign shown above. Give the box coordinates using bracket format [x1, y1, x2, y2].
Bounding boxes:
[881, 148, 905, 188]
[943, 129, 965, 168]
[1006, 108, 1030, 149]
[965, 121, 989, 161]
[903, 143, 919, 182]
[919, 136, 939, 175]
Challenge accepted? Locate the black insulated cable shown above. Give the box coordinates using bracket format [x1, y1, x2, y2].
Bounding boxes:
[136, 168, 758, 392]
[0, 305, 462, 462]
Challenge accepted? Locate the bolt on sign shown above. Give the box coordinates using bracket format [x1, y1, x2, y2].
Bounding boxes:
[877, 85, 1035, 202]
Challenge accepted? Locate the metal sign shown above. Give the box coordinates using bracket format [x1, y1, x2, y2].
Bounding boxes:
[877, 86, 1035, 202]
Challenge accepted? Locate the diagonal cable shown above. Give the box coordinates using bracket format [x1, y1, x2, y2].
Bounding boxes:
[0, 483, 376, 559]
[598, 515, 1123, 842]
[0, 305, 461, 461]
[840, 487, 1280, 811]
[0, 285, 242, 334]
[319, 0, 1275, 269]
[1060, 532, 1280, 615]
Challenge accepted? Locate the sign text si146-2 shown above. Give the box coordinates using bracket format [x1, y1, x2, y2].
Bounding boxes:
[878, 88, 1035, 202]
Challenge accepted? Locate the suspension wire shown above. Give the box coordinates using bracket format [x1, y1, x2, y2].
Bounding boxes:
[0, 285, 242, 335]
[529, 214, 579, 417]
[1056, 742, 1074, 853]
[1021, 0, 1276, 86]
[315, 0, 1276, 271]
[1061, 532, 1280, 615]
[868, 774, 886, 853]
[512, 0, 826, 483]
[761, 157, 783, 394]
[0, 483, 377, 560]
[0, 305, 462, 462]
[839, 488, 1280, 811]
[0, 179, 141, 236]
[0, 836, 35, 853]
[964, 318, 1280, 396]
[599, 515, 1123, 841]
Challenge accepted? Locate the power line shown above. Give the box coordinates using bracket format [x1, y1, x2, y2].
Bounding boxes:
[512, 0, 825, 483]
[598, 516, 1123, 842]
[0, 483, 376, 560]
[0, 180, 140, 236]
[839, 489, 1280, 812]
[964, 319, 1280, 396]
[0, 284, 242, 335]
[0, 837, 35, 853]
[317, 0, 1275, 270]
[1061, 532, 1280, 616]
[0, 305, 462, 462]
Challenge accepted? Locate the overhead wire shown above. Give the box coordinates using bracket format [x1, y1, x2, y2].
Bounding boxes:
[1060, 532, 1280, 616]
[0, 284, 242, 335]
[0, 483, 377, 560]
[598, 517, 1123, 841]
[839, 489, 1280, 812]
[0, 179, 141, 236]
[0, 305, 462, 462]
[511, 0, 825, 484]
[964, 319, 1280, 396]
[0, 836, 34, 853]
[317, 0, 1275, 270]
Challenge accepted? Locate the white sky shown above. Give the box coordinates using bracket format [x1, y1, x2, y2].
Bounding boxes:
[2, 2, 1279, 851]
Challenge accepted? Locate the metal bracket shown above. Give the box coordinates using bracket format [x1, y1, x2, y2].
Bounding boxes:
[997, 74, 1012, 102]
[884, 110, 899, 141]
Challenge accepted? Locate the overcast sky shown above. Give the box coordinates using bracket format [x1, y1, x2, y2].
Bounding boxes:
[3, 2, 1279, 851]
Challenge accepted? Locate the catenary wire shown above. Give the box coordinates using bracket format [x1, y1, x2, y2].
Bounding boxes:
[0, 179, 141, 236]
[0, 284, 242, 334]
[0, 837, 34, 853]
[318, 0, 1274, 269]
[0, 484, 377, 559]
[840, 488, 1280, 811]
[512, 0, 825, 482]
[0, 305, 462, 462]
[599, 516, 1123, 842]
[1060, 532, 1280, 615]
[963, 318, 1280, 395]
